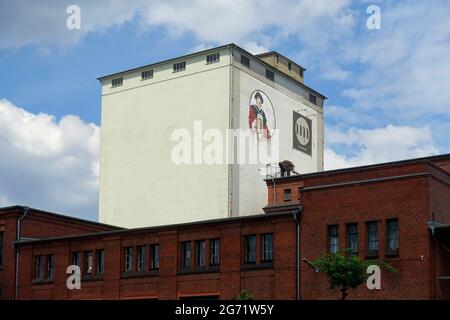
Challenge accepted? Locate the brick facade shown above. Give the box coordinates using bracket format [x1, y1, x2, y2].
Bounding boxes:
[1, 154, 450, 300]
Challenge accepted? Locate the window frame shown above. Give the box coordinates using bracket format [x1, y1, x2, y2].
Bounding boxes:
[210, 239, 220, 266]
[346, 223, 359, 255]
[137, 245, 147, 272]
[181, 241, 191, 270]
[141, 69, 154, 80]
[206, 52, 220, 64]
[150, 244, 160, 270]
[244, 235, 257, 264]
[111, 77, 123, 87]
[124, 247, 134, 273]
[240, 55, 250, 68]
[284, 188, 292, 202]
[173, 61, 186, 73]
[84, 251, 93, 275]
[366, 221, 379, 256]
[34, 255, 44, 280]
[265, 69, 274, 81]
[386, 219, 399, 255]
[261, 233, 273, 263]
[46, 254, 55, 280]
[328, 225, 339, 254]
[195, 240, 206, 268]
[96, 250, 105, 275]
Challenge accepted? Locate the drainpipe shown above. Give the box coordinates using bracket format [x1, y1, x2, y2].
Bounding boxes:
[293, 205, 303, 300]
[15, 206, 29, 300]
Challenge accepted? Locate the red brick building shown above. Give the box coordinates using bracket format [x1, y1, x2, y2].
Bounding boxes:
[1, 154, 450, 300]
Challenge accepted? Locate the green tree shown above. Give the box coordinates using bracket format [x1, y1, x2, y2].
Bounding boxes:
[309, 250, 396, 300]
[235, 289, 253, 300]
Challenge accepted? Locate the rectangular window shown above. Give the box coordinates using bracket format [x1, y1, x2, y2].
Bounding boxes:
[366, 221, 379, 253]
[240, 55, 250, 68]
[173, 61, 186, 72]
[141, 69, 153, 80]
[309, 94, 317, 105]
[265, 69, 274, 81]
[300, 69, 304, 77]
[0, 231, 4, 267]
[34, 255, 44, 280]
[288, 62, 292, 71]
[328, 225, 339, 254]
[210, 239, 220, 266]
[72, 252, 80, 267]
[245, 235, 256, 263]
[84, 251, 93, 275]
[346, 223, 358, 254]
[111, 77, 123, 87]
[284, 188, 292, 202]
[150, 244, 159, 270]
[206, 52, 220, 64]
[181, 241, 191, 269]
[137, 246, 146, 271]
[261, 233, 273, 262]
[46, 254, 54, 280]
[387, 219, 399, 253]
[124, 247, 133, 272]
[96, 250, 105, 275]
[196, 240, 206, 267]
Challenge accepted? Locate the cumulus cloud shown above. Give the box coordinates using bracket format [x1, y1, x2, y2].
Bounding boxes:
[0, 99, 99, 220]
[324, 125, 439, 170]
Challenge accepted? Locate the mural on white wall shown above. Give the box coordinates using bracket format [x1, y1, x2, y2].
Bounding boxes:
[293, 111, 312, 155]
[248, 90, 276, 139]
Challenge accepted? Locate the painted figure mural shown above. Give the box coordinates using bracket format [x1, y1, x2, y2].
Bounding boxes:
[248, 90, 275, 139]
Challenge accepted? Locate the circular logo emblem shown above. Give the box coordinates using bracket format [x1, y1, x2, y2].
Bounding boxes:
[295, 117, 310, 146]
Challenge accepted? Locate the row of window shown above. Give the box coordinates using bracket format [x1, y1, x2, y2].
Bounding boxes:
[124, 244, 160, 273]
[327, 219, 399, 257]
[111, 52, 221, 88]
[244, 233, 273, 264]
[180, 239, 220, 270]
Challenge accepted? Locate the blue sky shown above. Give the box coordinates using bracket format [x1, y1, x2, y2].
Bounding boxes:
[0, 0, 449, 220]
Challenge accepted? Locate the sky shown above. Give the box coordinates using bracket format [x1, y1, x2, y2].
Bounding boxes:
[0, 0, 449, 221]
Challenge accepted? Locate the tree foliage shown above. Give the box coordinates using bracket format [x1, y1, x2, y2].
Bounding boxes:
[309, 250, 396, 300]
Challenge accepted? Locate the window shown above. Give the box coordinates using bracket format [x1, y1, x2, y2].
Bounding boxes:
[84, 251, 93, 275]
[173, 61, 186, 73]
[72, 252, 80, 267]
[387, 219, 399, 253]
[288, 62, 292, 71]
[111, 77, 123, 87]
[284, 189, 292, 202]
[46, 254, 54, 280]
[265, 69, 274, 81]
[196, 240, 206, 267]
[309, 94, 317, 105]
[124, 247, 133, 272]
[181, 241, 191, 269]
[141, 69, 153, 80]
[96, 250, 105, 275]
[328, 225, 339, 254]
[261, 234, 273, 262]
[137, 246, 146, 271]
[240, 55, 250, 68]
[300, 69, 304, 77]
[346, 223, 358, 254]
[245, 235, 256, 263]
[0, 231, 4, 267]
[34, 255, 44, 280]
[150, 244, 159, 270]
[206, 52, 220, 64]
[366, 221, 379, 253]
[210, 239, 220, 266]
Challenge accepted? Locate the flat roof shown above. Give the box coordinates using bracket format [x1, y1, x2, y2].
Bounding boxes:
[13, 211, 294, 246]
[96, 43, 327, 99]
[267, 153, 450, 183]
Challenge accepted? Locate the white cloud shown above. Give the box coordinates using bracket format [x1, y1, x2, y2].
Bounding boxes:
[0, 99, 99, 220]
[325, 124, 439, 170]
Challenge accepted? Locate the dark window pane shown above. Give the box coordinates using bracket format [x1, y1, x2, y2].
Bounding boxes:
[137, 246, 146, 271]
[34, 255, 44, 280]
[367, 221, 378, 252]
[309, 94, 317, 105]
[346, 223, 358, 254]
[124, 247, 133, 272]
[241, 55, 250, 67]
[96, 250, 105, 274]
[196, 240, 206, 267]
[182, 241, 191, 269]
[72, 252, 80, 267]
[265, 69, 274, 81]
[84, 251, 93, 275]
[245, 235, 256, 263]
[210, 239, 220, 265]
[387, 219, 399, 252]
[284, 189, 292, 201]
[328, 225, 339, 254]
[261, 234, 273, 262]
[46, 255, 54, 280]
[150, 244, 159, 270]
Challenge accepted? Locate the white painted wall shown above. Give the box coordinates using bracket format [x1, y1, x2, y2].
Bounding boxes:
[99, 50, 232, 228]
